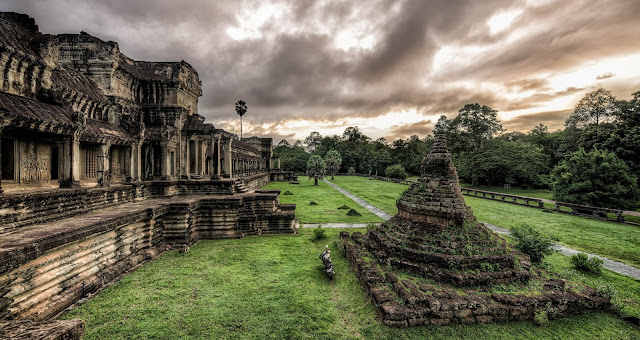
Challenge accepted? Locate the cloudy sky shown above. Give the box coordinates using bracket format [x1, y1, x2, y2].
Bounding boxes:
[2, 0, 640, 143]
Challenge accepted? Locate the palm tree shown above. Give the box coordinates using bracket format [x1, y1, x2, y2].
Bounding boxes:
[235, 100, 247, 139]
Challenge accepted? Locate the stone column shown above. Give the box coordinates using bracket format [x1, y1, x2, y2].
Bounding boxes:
[180, 135, 189, 179]
[70, 131, 81, 188]
[160, 142, 169, 180]
[124, 146, 132, 182]
[223, 138, 233, 178]
[96, 143, 110, 187]
[207, 135, 214, 179]
[134, 140, 142, 182]
[215, 136, 221, 178]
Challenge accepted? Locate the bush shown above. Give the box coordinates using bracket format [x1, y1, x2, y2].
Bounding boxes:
[511, 224, 553, 264]
[313, 226, 326, 240]
[348, 167, 356, 175]
[385, 164, 408, 179]
[571, 252, 604, 274]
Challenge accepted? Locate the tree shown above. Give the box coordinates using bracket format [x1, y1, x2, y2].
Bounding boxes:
[324, 149, 342, 180]
[455, 141, 549, 187]
[566, 88, 619, 129]
[342, 126, 370, 143]
[451, 103, 502, 152]
[306, 155, 326, 185]
[551, 148, 639, 210]
[235, 100, 247, 139]
[304, 131, 322, 152]
[277, 139, 291, 147]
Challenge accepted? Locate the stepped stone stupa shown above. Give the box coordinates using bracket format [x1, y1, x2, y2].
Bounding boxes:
[340, 135, 610, 327]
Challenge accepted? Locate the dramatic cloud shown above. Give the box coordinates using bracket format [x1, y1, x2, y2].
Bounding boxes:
[2, 0, 640, 142]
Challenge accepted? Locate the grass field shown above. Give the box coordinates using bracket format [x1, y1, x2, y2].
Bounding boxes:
[460, 183, 555, 200]
[331, 176, 640, 268]
[262, 178, 382, 224]
[62, 229, 640, 339]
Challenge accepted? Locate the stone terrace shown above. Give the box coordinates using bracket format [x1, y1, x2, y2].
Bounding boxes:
[0, 175, 297, 329]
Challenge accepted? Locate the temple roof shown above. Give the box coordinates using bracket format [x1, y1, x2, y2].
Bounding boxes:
[82, 118, 133, 145]
[0, 92, 75, 130]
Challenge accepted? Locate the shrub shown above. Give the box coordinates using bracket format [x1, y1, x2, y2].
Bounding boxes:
[511, 224, 553, 264]
[533, 309, 548, 326]
[571, 252, 604, 274]
[348, 167, 356, 175]
[385, 164, 408, 179]
[313, 226, 326, 240]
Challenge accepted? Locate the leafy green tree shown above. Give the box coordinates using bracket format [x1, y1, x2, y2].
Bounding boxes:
[566, 88, 619, 129]
[452, 103, 503, 152]
[551, 148, 639, 210]
[275, 143, 309, 174]
[304, 131, 322, 152]
[324, 149, 342, 180]
[306, 155, 326, 185]
[455, 141, 549, 187]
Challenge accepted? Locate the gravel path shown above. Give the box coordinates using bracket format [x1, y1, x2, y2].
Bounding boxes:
[483, 223, 640, 280]
[323, 179, 392, 220]
[324, 179, 640, 281]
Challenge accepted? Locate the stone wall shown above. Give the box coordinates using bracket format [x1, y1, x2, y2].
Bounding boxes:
[0, 180, 297, 322]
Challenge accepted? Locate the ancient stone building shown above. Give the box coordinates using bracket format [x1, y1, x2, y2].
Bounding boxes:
[0, 13, 296, 338]
[340, 135, 610, 326]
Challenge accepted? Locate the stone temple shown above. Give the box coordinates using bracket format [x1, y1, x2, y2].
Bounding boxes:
[0, 12, 297, 338]
[340, 135, 610, 326]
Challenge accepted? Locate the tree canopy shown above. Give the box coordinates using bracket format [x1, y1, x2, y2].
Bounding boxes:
[306, 155, 326, 185]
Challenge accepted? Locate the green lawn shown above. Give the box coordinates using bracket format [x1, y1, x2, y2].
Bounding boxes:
[62, 229, 640, 339]
[466, 196, 640, 268]
[330, 176, 640, 268]
[330, 176, 407, 216]
[460, 183, 554, 200]
[262, 178, 383, 224]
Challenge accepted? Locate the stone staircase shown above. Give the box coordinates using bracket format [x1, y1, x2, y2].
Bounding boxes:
[234, 180, 249, 193]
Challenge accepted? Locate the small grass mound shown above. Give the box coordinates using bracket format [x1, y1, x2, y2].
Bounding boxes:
[309, 201, 318, 205]
[337, 205, 351, 210]
[283, 191, 293, 195]
[289, 181, 300, 184]
[346, 209, 362, 216]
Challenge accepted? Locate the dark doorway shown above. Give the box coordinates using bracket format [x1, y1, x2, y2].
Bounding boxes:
[1, 138, 14, 181]
[50, 145, 59, 180]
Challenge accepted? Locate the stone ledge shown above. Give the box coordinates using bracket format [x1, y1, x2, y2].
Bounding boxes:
[0, 319, 84, 340]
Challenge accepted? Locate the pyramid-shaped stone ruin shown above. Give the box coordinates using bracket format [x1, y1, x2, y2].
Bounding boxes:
[340, 135, 610, 327]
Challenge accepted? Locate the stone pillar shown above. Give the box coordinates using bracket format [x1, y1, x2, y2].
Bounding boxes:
[69, 131, 81, 188]
[216, 137, 221, 178]
[134, 140, 142, 182]
[124, 146, 132, 182]
[223, 138, 233, 178]
[207, 136, 214, 179]
[160, 142, 169, 180]
[96, 144, 110, 187]
[180, 135, 189, 179]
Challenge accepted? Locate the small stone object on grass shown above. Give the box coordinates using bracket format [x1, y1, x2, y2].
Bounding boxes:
[338, 205, 351, 210]
[346, 209, 361, 216]
[309, 201, 318, 205]
[283, 191, 293, 195]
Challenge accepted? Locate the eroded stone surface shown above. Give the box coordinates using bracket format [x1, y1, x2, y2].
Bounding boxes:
[340, 135, 610, 326]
